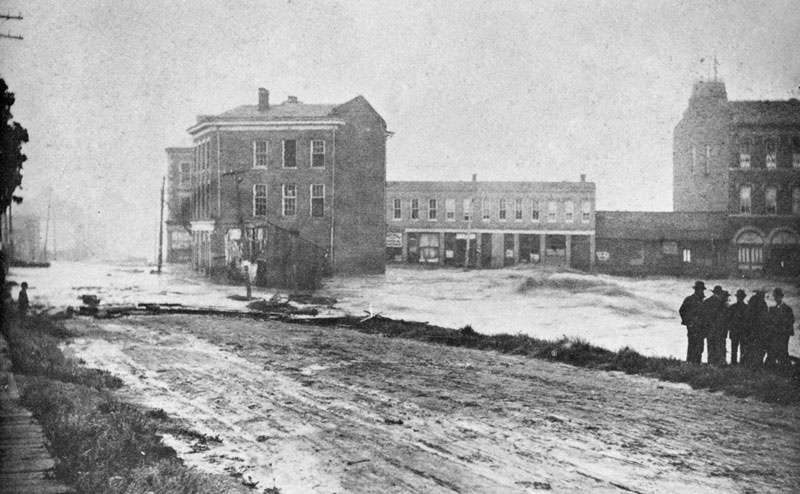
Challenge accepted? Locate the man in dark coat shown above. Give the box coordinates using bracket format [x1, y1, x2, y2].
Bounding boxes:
[745, 289, 769, 367]
[17, 281, 29, 316]
[765, 288, 795, 369]
[700, 286, 728, 366]
[679, 281, 706, 364]
[727, 289, 748, 365]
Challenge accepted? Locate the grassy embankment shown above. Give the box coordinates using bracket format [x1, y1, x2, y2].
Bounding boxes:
[4, 314, 250, 494]
[329, 274, 800, 405]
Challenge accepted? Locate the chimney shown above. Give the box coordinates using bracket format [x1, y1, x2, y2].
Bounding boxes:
[472, 174, 477, 182]
[580, 174, 586, 183]
[258, 88, 269, 112]
[287, 95, 298, 104]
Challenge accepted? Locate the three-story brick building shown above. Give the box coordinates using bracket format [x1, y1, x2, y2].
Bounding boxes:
[186, 88, 389, 284]
[673, 80, 800, 276]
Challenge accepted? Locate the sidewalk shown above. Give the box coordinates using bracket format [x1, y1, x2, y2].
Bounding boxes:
[0, 332, 73, 494]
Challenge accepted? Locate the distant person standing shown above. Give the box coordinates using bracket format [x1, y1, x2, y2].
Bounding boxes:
[765, 288, 795, 369]
[745, 289, 769, 367]
[700, 286, 728, 366]
[17, 281, 30, 317]
[680, 281, 706, 364]
[727, 289, 748, 365]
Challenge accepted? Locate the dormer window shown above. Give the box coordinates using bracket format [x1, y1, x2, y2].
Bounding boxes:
[792, 138, 800, 168]
[765, 138, 777, 169]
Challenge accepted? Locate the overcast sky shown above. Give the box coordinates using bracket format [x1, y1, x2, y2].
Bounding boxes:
[2, 0, 799, 258]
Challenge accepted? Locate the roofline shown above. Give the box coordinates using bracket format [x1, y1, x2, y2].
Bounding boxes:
[387, 180, 595, 187]
[187, 119, 346, 136]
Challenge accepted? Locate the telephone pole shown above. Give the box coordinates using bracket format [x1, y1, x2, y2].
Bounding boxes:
[157, 176, 165, 274]
[222, 170, 252, 299]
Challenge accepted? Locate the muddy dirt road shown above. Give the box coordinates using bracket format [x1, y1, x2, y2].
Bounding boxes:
[63, 315, 799, 494]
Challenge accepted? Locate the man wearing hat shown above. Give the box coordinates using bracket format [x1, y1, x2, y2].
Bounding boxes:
[765, 287, 795, 369]
[700, 286, 729, 366]
[726, 289, 749, 365]
[679, 281, 706, 364]
[745, 289, 769, 367]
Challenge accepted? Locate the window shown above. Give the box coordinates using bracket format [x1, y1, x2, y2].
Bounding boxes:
[682, 249, 691, 263]
[282, 184, 297, 216]
[793, 138, 800, 168]
[419, 233, 440, 263]
[564, 200, 574, 223]
[179, 162, 191, 184]
[581, 201, 591, 223]
[463, 199, 472, 221]
[254, 140, 268, 168]
[704, 145, 711, 175]
[411, 199, 419, 220]
[793, 187, 800, 215]
[739, 138, 751, 168]
[311, 140, 325, 167]
[253, 184, 267, 217]
[739, 185, 751, 214]
[531, 200, 540, 221]
[482, 198, 491, 221]
[514, 199, 523, 220]
[547, 201, 557, 222]
[498, 199, 507, 220]
[428, 199, 437, 220]
[445, 199, 455, 221]
[393, 199, 402, 220]
[765, 139, 777, 169]
[310, 184, 324, 217]
[736, 231, 764, 271]
[283, 140, 296, 168]
[765, 186, 777, 215]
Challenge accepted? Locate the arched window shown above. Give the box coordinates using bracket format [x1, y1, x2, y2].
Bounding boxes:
[739, 184, 751, 214]
[739, 138, 751, 168]
[736, 231, 764, 271]
[765, 138, 777, 168]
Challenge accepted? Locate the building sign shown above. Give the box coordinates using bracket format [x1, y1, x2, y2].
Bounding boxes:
[386, 233, 402, 248]
[596, 251, 610, 262]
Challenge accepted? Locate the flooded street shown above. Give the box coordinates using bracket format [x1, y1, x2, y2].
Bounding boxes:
[10, 261, 799, 359]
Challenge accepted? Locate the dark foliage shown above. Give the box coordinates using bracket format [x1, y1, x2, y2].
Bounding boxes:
[1, 77, 29, 213]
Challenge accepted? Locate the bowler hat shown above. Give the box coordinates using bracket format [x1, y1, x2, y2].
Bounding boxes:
[711, 285, 724, 296]
[774, 287, 784, 297]
[735, 289, 746, 298]
[693, 281, 706, 290]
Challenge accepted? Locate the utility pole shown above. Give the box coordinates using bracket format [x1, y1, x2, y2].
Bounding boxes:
[157, 176, 165, 274]
[464, 173, 477, 270]
[222, 170, 251, 299]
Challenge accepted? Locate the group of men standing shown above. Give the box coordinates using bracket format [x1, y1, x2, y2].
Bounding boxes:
[679, 281, 795, 367]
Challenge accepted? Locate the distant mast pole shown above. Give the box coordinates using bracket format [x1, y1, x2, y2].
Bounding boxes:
[52, 208, 56, 261]
[42, 194, 51, 262]
[157, 176, 165, 274]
